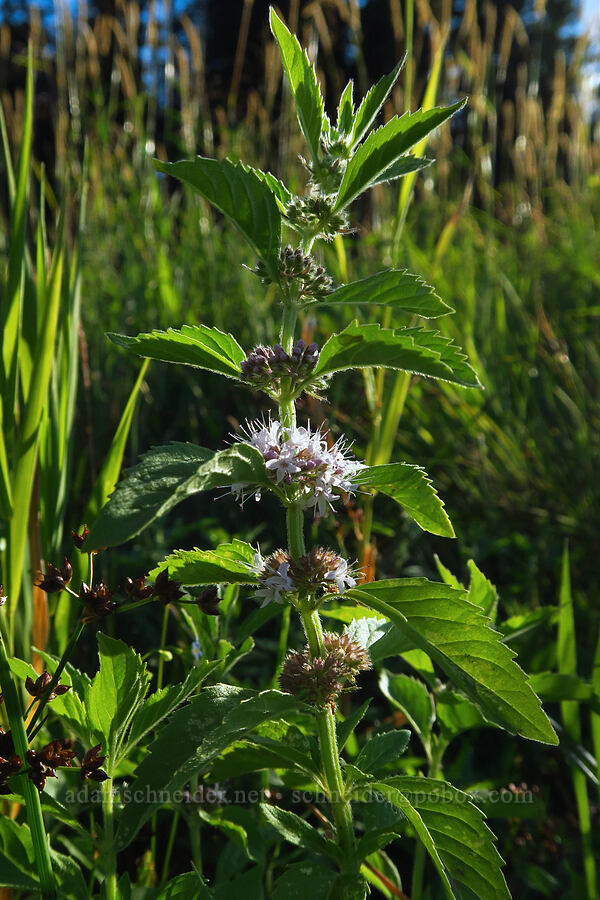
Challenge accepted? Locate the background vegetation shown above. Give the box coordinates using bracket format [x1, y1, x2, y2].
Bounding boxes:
[0, 0, 598, 896]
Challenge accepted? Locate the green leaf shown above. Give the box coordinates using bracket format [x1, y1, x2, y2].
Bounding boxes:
[370, 155, 432, 187]
[260, 804, 343, 863]
[434, 555, 462, 590]
[337, 699, 371, 751]
[356, 462, 454, 537]
[255, 169, 293, 212]
[355, 730, 410, 775]
[312, 321, 481, 388]
[335, 102, 464, 210]
[467, 560, 499, 620]
[150, 539, 258, 586]
[320, 268, 452, 318]
[85, 442, 267, 550]
[337, 80, 355, 134]
[436, 687, 486, 740]
[116, 686, 302, 849]
[272, 862, 337, 900]
[379, 670, 435, 743]
[0, 819, 38, 890]
[270, 8, 325, 161]
[154, 157, 281, 278]
[85, 634, 150, 760]
[157, 872, 210, 898]
[349, 580, 558, 744]
[351, 59, 404, 146]
[372, 777, 510, 900]
[124, 664, 219, 759]
[108, 325, 245, 379]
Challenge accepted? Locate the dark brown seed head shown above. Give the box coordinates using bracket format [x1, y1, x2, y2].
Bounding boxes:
[124, 576, 154, 601]
[197, 587, 221, 616]
[81, 744, 108, 781]
[153, 570, 185, 606]
[72, 526, 89, 549]
[37, 562, 69, 594]
[80, 582, 116, 623]
[39, 740, 76, 768]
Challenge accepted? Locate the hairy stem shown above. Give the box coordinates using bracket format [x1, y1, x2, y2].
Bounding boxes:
[101, 775, 117, 900]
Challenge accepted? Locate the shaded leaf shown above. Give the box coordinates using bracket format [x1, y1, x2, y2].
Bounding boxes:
[108, 326, 245, 379]
[154, 157, 281, 278]
[0, 819, 38, 890]
[337, 699, 371, 752]
[379, 670, 435, 742]
[355, 730, 410, 775]
[272, 862, 337, 900]
[85, 442, 267, 550]
[260, 804, 343, 863]
[320, 268, 452, 318]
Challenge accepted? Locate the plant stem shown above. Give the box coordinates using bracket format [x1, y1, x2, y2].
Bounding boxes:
[27, 619, 85, 740]
[157, 604, 169, 691]
[160, 809, 180, 886]
[101, 775, 117, 900]
[0, 626, 56, 897]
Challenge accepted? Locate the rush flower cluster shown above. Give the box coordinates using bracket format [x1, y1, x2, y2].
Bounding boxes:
[234, 419, 365, 515]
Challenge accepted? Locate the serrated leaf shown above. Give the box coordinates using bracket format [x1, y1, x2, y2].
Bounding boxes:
[335, 102, 464, 210]
[349, 580, 558, 744]
[86, 634, 150, 760]
[116, 686, 302, 849]
[312, 321, 481, 388]
[124, 663, 219, 760]
[107, 325, 245, 379]
[270, 8, 325, 161]
[85, 442, 268, 550]
[260, 804, 343, 863]
[320, 268, 452, 317]
[337, 80, 355, 134]
[379, 670, 435, 743]
[150, 539, 258, 586]
[154, 157, 281, 277]
[467, 560, 499, 620]
[157, 872, 210, 898]
[436, 687, 486, 740]
[355, 831, 397, 861]
[255, 169, 293, 212]
[351, 59, 405, 146]
[355, 730, 410, 775]
[372, 777, 510, 900]
[371, 155, 433, 186]
[356, 462, 454, 537]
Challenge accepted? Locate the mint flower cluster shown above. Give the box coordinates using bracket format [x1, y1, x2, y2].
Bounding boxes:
[234, 419, 365, 515]
[248, 547, 358, 606]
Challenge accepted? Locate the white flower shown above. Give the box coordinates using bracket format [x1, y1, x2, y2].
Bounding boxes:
[234, 417, 365, 516]
[324, 558, 357, 594]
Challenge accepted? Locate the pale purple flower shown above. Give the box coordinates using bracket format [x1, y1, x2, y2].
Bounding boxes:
[324, 558, 357, 594]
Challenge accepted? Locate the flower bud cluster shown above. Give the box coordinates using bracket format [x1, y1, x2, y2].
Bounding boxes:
[279, 632, 371, 707]
[286, 194, 350, 243]
[240, 340, 323, 396]
[248, 547, 358, 606]
[253, 246, 333, 302]
[233, 419, 365, 515]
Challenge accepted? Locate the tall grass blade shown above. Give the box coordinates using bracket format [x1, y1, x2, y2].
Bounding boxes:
[558, 543, 598, 899]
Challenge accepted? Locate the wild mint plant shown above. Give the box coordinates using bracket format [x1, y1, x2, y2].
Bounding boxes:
[0, 9, 559, 899]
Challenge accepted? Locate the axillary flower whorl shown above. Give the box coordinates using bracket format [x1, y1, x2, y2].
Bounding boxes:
[240, 340, 320, 392]
[279, 632, 371, 708]
[248, 547, 358, 606]
[233, 418, 366, 515]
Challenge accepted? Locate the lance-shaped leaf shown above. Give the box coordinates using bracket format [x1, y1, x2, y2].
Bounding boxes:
[320, 269, 452, 318]
[85, 443, 268, 551]
[336, 80, 355, 134]
[351, 59, 405, 147]
[256, 169, 293, 212]
[116, 686, 302, 849]
[355, 463, 454, 537]
[312, 321, 480, 388]
[270, 8, 326, 162]
[379, 670, 435, 744]
[349, 580, 558, 744]
[150, 539, 258, 586]
[369, 154, 432, 188]
[107, 326, 245, 379]
[260, 804, 343, 864]
[154, 157, 281, 278]
[369, 778, 510, 900]
[335, 102, 465, 211]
